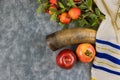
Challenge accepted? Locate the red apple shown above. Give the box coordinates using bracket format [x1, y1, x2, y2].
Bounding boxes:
[56, 49, 76, 69]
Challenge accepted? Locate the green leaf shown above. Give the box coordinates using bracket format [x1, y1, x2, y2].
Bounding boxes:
[79, 3, 87, 10]
[36, 5, 43, 14]
[58, 2, 65, 9]
[50, 13, 57, 21]
[36, 2, 49, 14]
[58, 8, 66, 14]
[89, 13, 97, 19]
[70, 0, 76, 6]
[67, 3, 71, 7]
[99, 14, 105, 20]
[38, 0, 41, 3]
[91, 20, 97, 26]
[43, 2, 49, 9]
[49, 8, 57, 13]
[67, 0, 76, 7]
[81, 12, 91, 18]
[78, 18, 88, 27]
[95, 8, 100, 16]
[42, 0, 48, 3]
[38, 0, 48, 3]
[86, 0, 92, 9]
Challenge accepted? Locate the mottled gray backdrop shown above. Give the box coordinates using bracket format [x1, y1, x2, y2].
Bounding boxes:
[0, 0, 91, 80]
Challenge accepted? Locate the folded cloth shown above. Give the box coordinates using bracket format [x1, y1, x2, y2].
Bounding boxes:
[91, 0, 120, 80]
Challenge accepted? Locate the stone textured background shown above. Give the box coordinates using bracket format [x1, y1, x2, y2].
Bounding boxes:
[0, 0, 91, 80]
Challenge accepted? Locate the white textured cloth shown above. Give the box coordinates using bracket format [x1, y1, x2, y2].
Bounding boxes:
[91, 0, 120, 80]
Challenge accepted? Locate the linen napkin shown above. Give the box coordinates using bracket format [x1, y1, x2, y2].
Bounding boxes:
[91, 0, 120, 80]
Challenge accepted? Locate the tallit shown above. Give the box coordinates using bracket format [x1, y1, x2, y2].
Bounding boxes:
[91, 0, 120, 80]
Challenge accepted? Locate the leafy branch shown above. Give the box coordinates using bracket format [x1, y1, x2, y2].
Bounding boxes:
[36, 0, 105, 30]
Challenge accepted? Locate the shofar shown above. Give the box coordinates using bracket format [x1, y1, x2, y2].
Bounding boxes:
[46, 27, 96, 51]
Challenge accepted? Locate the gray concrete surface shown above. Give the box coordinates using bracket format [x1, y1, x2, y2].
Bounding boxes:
[0, 0, 91, 80]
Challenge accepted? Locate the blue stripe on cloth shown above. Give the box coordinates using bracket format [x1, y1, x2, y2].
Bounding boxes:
[92, 64, 120, 75]
[96, 51, 120, 65]
[96, 39, 120, 50]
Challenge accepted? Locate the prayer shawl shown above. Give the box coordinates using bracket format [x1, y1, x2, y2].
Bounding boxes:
[91, 0, 120, 80]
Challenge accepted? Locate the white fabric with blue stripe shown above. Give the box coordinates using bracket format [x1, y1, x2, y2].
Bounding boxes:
[91, 0, 120, 80]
